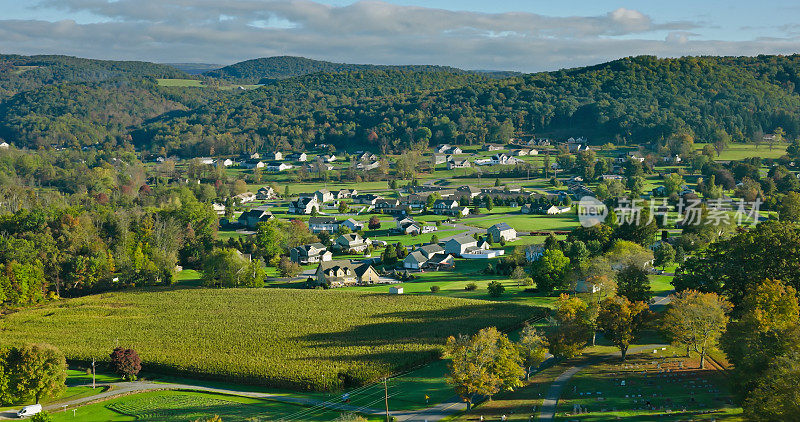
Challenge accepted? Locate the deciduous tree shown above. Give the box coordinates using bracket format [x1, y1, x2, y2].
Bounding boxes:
[662, 290, 730, 368]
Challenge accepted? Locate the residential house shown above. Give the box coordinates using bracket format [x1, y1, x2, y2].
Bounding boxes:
[235, 192, 256, 203]
[336, 189, 358, 199]
[265, 152, 283, 161]
[215, 158, 234, 167]
[423, 253, 454, 270]
[662, 154, 682, 163]
[313, 189, 336, 203]
[212, 203, 226, 215]
[256, 186, 278, 200]
[525, 245, 545, 262]
[627, 151, 646, 163]
[241, 159, 265, 169]
[341, 218, 363, 232]
[491, 154, 523, 166]
[435, 144, 451, 154]
[444, 235, 479, 256]
[354, 194, 382, 205]
[403, 251, 428, 270]
[397, 219, 422, 235]
[289, 197, 319, 214]
[241, 152, 260, 160]
[483, 144, 504, 151]
[357, 161, 381, 171]
[335, 233, 370, 252]
[400, 195, 426, 210]
[307, 162, 334, 171]
[315, 260, 380, 287]
[290, 243, 332, 264]
[319, 154, 337, 163]
[432, 154, 449, 165]
[287, 152, 308, 162]
[237, 207, 273, 229]
[575, 279, 601, 294]
[447, 159, 471, 169]
[488, 223, 517, 242]
[546, 205, 572, 215]
[308, 216, 341, 233]
[197, 157, 215, 165]
[0, 141, 9, 149]
[432, 199, 459, 215]
[511, 149, 531, 156]
[456, 185, 482, 199]
[417, 243, 445, 259]
[375, 199, 401, 213]
[265, 162, 292, 172]
[601, 174, 624, 181]
[358, 152, 378, 162]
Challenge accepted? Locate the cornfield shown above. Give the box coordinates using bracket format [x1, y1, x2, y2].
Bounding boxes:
[0, 288, 538, 391]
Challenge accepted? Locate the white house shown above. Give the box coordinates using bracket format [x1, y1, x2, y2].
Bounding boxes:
[265, 152, 283, 161]
[488, 223, 517, 242]
[444, 235, 479, 256]
[265, 162, 292, 172]
[308, 216, 341, 233]
[403, 250, 428, 270]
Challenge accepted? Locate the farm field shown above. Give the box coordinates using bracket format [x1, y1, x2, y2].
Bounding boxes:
[695, 142, 787, 161]
[0, 288, 540, 391]
[155, 78, 205, 87]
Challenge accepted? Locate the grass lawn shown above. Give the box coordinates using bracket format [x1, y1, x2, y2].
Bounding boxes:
[50, 390, 378, 422]
[0, 288, 538, 391]
[0, 370, 118, 413]
[695, 142, 787, 161]
[464, 213, 579, 232]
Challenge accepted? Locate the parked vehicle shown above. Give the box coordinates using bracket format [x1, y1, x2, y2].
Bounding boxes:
[17, 404, 42, 418]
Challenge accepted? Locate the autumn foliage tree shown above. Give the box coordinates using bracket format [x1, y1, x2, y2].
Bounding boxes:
[445, 327, 524, 410]
[110, 347, 142, 381]
[597, 296, 650, 361]
[547, 294, 591, 359]
[662, 290, 731, 368]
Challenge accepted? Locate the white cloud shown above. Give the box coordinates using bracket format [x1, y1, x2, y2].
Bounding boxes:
[0, 0, 798, 72]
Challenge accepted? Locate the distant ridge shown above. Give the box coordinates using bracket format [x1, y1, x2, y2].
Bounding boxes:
[203, 56, 473, 83]
[165, 63, 223, 75]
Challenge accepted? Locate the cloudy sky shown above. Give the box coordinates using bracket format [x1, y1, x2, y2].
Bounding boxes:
[1, 0, 799, 72]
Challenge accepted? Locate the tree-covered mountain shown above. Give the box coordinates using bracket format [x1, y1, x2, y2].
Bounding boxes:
[203, 55, 470, 83]
[135, 55, 800, 156]
[3, 53, 800, 156]
[0, 54, 189, 99]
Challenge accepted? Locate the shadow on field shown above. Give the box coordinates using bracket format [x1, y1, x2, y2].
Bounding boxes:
[297, 302, 543, 349]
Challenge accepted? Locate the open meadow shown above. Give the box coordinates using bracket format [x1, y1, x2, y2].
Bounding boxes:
[0, 288, 540, 391]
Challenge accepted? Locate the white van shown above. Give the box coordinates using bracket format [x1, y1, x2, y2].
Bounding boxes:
[17, 404, 42, 418]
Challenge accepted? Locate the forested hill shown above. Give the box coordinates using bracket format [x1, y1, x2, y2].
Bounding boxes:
[3, 54, 800, 156]
[0, 54, 189, 98]
[134, 55, 800, 157]
[203, 55, 470, 83]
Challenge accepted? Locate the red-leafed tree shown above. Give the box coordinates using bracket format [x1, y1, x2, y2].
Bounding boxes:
[109, 347, 142, 381]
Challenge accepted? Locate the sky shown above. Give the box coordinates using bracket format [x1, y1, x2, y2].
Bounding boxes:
[0, 0, 799, 72]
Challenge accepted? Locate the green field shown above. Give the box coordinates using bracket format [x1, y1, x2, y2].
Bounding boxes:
[50, 390, 374, 422]
[155, 78, 205, 87]
[0, 288, 539, 391]
[694, 142, 787, 161]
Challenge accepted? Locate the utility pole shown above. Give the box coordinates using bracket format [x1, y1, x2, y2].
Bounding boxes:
[384, 377, 390, 422]
[92, 358, 96, 389]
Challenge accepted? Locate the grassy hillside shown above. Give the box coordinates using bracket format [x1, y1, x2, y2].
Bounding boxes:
[203, 55, 468, 83]
[0, 288, 540, 391]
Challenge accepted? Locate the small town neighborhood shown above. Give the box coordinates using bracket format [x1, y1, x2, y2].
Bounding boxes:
[2, 12, 800, 419]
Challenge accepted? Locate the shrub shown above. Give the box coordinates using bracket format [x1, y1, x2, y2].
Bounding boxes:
[465, 283, 478, 291]
[430, 285, 440, 293]
[487, 281, 506, 297]
[30, 412, 54, 422]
